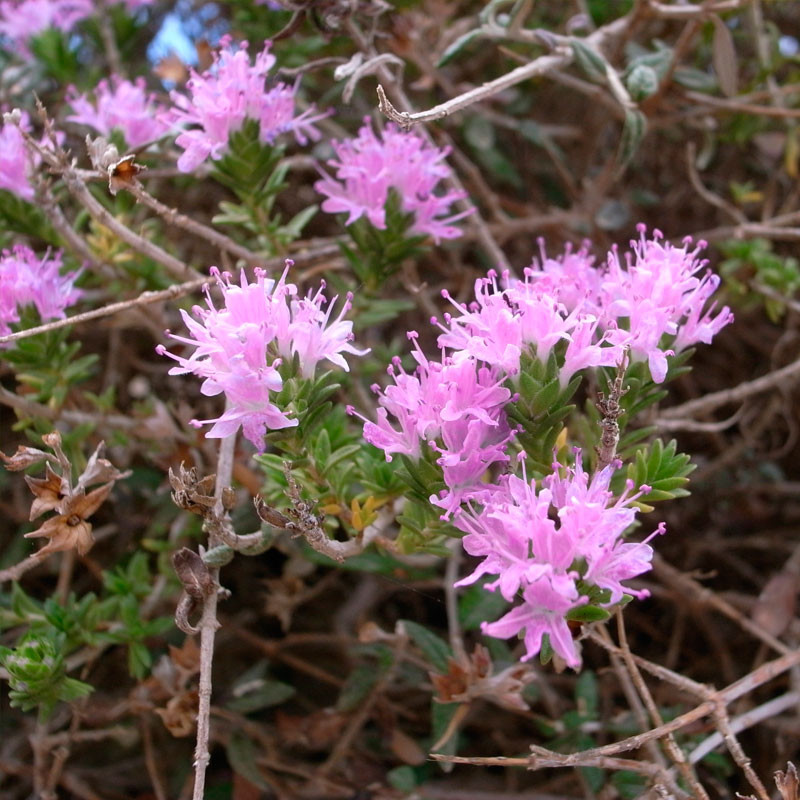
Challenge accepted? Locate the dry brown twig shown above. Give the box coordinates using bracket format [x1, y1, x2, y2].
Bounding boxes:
[657, 356, 800, 424]
[374, 12, 632, 129]
[345, 20, 511, 272]
[10, 105, 201, 282]
[253, 463, 365, 562]
[0, 239, 342, 347]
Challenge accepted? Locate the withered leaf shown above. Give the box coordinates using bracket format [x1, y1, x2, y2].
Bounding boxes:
[23, 482, 114, 556]
[172, 547, 216, 599]
[26, 463, 66, 519]
[0, 444, 51, 471]
[155, 689, 198, 737]
[776, 762, 798, 800]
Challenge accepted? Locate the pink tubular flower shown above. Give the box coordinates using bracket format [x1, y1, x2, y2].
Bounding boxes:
[157, 263, 367, 450]
[453, 450, 663, 666]
[0, 116, 35, 200]
[482, 573, 583, 667]
[436, 266, 616, 382]
[0, 245, 82, 336]
[314, 118, 474, 243]
[66, 77, 168, 149]
[351, 335, 511, 464]
[161, 39, 326, 173]
[0, 110, 64, 201]
[0, 0, 92, 50]
[600, 226, 733, 382]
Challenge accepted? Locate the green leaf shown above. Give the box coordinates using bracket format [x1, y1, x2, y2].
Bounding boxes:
[336, 650, 392, 712]
[711, 14, 738, 98]
[387, 765, 420, 791]
[312, 428, 332, 470]
[626, 63, 659, 100]
[402, 620, 452, 673]
[457, 581, 508, 631]
[226, 680, 296, 713]
[539, 634, 554, 665]
[128, 641, 152, 679]
[673, 67, 718, 92]
[430, 701, 461, 758]
[618, 109, 647, 169]
[226, 732, 271, 790]
[566, 604, 611, 623]
[437, 28, 483, 66]
[626, 438, 695, 504]
[575, 670, 599, 717]
[570, 38, 609, 82]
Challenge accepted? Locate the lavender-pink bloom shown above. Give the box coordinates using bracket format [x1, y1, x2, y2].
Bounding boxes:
[315, 119, 473, 243]
[0, 118, 34, 200]
[0, 0, 92, 50]
[482, 573, 583, 667]
[66, 77, 168, 149]
[158, 264, 366, 449]
[0, 245, 82, 336]
[602, 226, 733, 382]
[161, 39, 326, 173]
[454, 450, 663, 666]
[352, 337, 511, 465]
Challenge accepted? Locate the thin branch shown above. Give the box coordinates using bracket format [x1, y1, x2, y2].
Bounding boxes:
[658, 356, 800, 421]
[0, 550, 50, 584]
[615, 611, 708, 799]
[688, 690, 800, 764]
[644, 0, 754, 19]
[0, 241, 343, 346]
[346, 20, 512, 272]
[19, 109, 200, 282]
[683, 90, 800, 119]
[124, 179, 266, 266]
[94, 0, 123, 75]
[685, 142, 747, 224]
[190, 431, 237, 800]
[428, 647, 800, 769]
[375, 14, 631, 128]
[317, 631, 408, 775]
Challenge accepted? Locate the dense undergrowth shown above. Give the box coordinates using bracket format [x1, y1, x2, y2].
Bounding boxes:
[1, 1, 799, 799]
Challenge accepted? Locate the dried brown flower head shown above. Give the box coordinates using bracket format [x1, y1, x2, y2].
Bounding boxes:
[2, 434, 129, 558]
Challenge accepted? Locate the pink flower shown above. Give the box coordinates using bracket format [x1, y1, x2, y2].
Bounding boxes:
[315, 118, 473, 243]
[482, 573, 583, 667]
[0, 245, 82, 336]
[157, 263, 367, 449]
[0, 117, 35, 200]
[351, 336, 511, 465]
[454, 493, 553, 601]
[436, 267, 608, 380]
[0, 111, 63, 201]
[161, 39, 326, 173]
[0, 0, 92, 50]
[453, 450, 663, 666]
[66, 77, 168, 149]
[526, 239, 602, 314]
[601, 226, 733, 382]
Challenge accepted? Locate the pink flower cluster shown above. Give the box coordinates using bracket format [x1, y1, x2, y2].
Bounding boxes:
[314, 119, 473, 243]
[438, 226, 733, 385]
[157, 263, 368, 450]
[161, 40, 326, 173]
[0, 117, 36, 201]
[66, 77, 168, 149]
[349, 334, 514, 517]
[0, 111, 61, 202]
[0, 245, 83, 336]
[456, 452, 663, 666]
[0, 0, 150, 51]
[353, 226, 732, 665]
